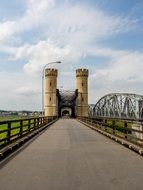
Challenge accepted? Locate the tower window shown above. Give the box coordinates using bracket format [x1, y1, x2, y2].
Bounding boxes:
[50, 97, 51, 101]
[82, 97, 84, 102]
[50, 82, 52, 86]
[82, 83, 84, 86]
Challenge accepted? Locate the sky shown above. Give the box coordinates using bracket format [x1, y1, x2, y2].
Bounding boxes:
[0, 0, 143, 111]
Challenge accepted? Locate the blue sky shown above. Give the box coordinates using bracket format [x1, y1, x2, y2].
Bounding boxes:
[0, 0, 143, 110]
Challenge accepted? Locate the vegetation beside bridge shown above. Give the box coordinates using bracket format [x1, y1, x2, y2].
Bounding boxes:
[0, 116, 57, 151]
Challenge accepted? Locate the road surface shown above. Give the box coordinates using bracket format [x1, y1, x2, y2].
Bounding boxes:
[0, 119, 143, 190]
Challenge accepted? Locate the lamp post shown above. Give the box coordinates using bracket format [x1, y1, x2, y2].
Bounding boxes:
[42, 61, 61, 116]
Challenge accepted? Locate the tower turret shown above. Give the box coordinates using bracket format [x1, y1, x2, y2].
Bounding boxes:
[76, 69, 89, 117]
[44, 68, 58, 117]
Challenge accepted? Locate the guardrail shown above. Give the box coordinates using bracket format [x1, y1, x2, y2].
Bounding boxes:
[78, 116, 143, 147]
[0, 116, 57, 149]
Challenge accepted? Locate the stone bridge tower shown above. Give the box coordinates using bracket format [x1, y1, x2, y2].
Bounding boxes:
[76, 69, 89, 117]
[44, 68, 58, 117]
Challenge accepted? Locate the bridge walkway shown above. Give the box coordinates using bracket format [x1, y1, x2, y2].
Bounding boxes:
[0, 119, 143, 190]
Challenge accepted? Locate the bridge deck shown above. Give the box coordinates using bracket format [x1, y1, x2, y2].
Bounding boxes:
[0, 119, 143, 190]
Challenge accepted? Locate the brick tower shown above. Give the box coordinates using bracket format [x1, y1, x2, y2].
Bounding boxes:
[44, 68, 58, 116]
[76, 69, 89, 117]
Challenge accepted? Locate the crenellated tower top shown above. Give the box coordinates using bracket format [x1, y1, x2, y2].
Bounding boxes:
[45, 68, 58, 77]
[76, 69, 88, 77]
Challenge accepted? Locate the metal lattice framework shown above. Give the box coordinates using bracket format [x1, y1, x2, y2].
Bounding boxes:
[57, 90, 78, 107]
[56, 89, 78, 117]
[89, 93, 143, 119]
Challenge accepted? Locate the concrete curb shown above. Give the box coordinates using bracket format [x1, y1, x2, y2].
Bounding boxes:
[0, 119, 58, 161]
[77, 119, 143, 156]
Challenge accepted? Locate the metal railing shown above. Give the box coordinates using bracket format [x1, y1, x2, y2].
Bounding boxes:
[78, 116, 143, 147]
[0, 116, 57, 149]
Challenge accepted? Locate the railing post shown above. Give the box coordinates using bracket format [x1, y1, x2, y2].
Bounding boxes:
[39, 117, 42, 127]
[124, 122, 128, 138]
[34, 118, 36, 130]
[112, 120, 115, 135]
[45, 117, 47, 125]
[105, 120, 107, 131]
[19, 120, 23, 137]
[6, 121, 11, 143]
[37, 118, 40, 128]
[40, 117, 43, 127]
[41, 117, 43, 125]
[35, 118, 38, 128]
[100, 121, 102, 129]
[90, 117, 92, 125]
[39, 118, 41, 128]
[28, 119, 31, 132]
[42, 117, 44, 125]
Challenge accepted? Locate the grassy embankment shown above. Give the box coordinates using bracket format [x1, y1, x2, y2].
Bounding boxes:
[103, 120, 132, 138]
[0, 116, 34, 145]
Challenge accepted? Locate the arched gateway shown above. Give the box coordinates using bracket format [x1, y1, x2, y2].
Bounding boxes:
[44, 68, 88, 118]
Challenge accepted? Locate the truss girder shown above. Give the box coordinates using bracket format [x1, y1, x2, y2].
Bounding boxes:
[57, 90, 78, 107]
[89, 93, 143, 119]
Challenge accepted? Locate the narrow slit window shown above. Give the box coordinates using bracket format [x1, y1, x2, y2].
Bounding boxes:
[82, 97, 84, 102]
[50, 82, 52, 86]
[82, 83, 84, 86]
[50, 97, 51, 101]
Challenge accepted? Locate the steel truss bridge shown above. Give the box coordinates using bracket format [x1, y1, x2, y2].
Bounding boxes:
[89, 93, 143, 120]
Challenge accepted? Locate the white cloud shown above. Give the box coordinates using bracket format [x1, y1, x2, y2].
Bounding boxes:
[0, 0, 55, 43]
[88, 48, 143, 103]
[0, 71, 42, 110]
[0, 21, 15, 41]
[13, 40, 83, 75]
[3, 0, 136, 77]
[16, 86, 40, 96]
[0, 0, 136, 44]
[0, 0, 142, 110]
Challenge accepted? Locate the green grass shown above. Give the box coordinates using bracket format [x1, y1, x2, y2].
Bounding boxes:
[0, 115, 27, 121]
[0, 116, 35, 145]
[106, 120, 132, 134]
[93, 119, 133, 138]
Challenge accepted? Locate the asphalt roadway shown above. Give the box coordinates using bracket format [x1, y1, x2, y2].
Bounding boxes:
[0, 119, 143, 190]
